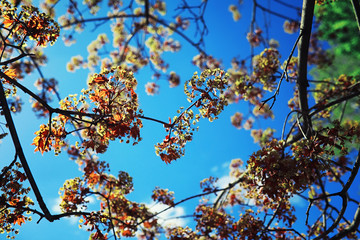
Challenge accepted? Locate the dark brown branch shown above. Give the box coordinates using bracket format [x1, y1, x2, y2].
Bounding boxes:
[144, 0, 149, 25]
[351, 0, 360, 32]
[296, 0, 315, 138]
[281, 110, 300, 141]
[267, 228, 306, 239]
[60, 13, 207, 55]
[25, 48, 62, 100]
[338, 100, 347, 123]
[262, 32, 302, 109]
[308, 79, 337, 86]
[330, 204, 360, 239]
[316, 169, 330, 230]
[177, 0, 209, 45]
[69, 0, 84, 23]
[60, 14, 144, 29]
[0, 153, 18, 180]
[274, 0, 301, 10]
[0, 71, 104, 119]
[263, 198, 284, 232]
[5, 203, 95, 223]
[314, 149, 360, 239]
[342, 149, 360, 194]
[148, 15, 206, 55]
[309, 90, 360, 117]
[0, 80, 54, 221]
[137, 115, 170, 127]
[0, 53, 34, 65]
[213, 170, 249, 208]
[139, 170, 249, 227]
[119, 23, 145, 63]
[106, 185, 118, 240]
[255, 2, 299, 22]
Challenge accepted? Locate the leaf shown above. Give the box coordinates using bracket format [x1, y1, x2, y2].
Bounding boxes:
[32, 124, 51, 154]
[332, 20, 348, 30]
[4, 69, 17, 79]
[122, 229, 132, 237]
[3, 15, 15, 28]
[93, 76, 109, 84]
[14, 215, 25, 226]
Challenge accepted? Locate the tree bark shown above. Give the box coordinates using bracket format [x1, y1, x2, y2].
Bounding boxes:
[297, 0, 315, 137]
[0, 79, 54, 221]
[351, 0, 360, 32]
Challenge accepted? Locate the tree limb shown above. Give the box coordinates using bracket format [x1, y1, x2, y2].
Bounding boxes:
[0, 80, 54, 221]
[351, 0, 360, 32]
[296, 0, 315, 138]
[314, 148, 360, 239]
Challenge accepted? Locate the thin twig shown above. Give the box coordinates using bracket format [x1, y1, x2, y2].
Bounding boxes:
[338, 100, 347, 124]
[314, 149, 360, 239]
[281, 110, 299, 140]
[351, 0, 360, 32]
[274, 0, 300, 10]
[139, 170, 249, 227]
[261, 32, 302, 109]
[0, 153, 18, 181]
[255, 2, 299, 22]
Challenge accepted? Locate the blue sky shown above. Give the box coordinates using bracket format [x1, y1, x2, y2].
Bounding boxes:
[1, 0, 359, 239]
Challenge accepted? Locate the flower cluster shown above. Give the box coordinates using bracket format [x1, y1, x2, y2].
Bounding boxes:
[247, 28, 263, 47]
[0, 162, 34, 239]
[155, 69, 229, 163]
[151, 187, 175, 206]
[252, 48, 280, 91]
[32, 67, 142, 155]
[2, 4, 59, 46]
[283, 20, 300, 34]
[248, 139, 323, 200]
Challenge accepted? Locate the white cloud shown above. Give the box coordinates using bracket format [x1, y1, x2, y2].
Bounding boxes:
[290, 194, 307, 207]
[213, 174, 257, 207]
[51, 197, 62, 214]
[211, 161, 230, 174]
[147, 202, 187, 228]
[50, 197, 84, 226]
[85, 195, 96, 204]
[216, 175, 236, 189]
[221, 161, 230, 169]
[210, 166, 219, 173]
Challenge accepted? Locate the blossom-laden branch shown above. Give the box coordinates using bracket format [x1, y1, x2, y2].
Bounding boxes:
[0, 0, 359, 239]
[155, 69, 230, 164]
[58, 0, 209, 89]
[31, 67, 142, 154]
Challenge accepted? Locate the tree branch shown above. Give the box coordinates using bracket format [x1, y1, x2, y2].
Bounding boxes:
[61, 12, 207, 56]
[138, 170, 249, 227]
[330, 203, 360, 239]
[0, 153, 18, 181]
[255, 2, 299, 22]
[0, 71, 105, 119]
[314, 148, 360, 239]
[310, 90, 360, 117]
[0, 80, 54, 221]
[296, 0, 315, 138]
[262, 32, 302, 109]
[144, 0, 149, 25]
[351, 0, 360, 32]
[0, 53, 34, 65]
